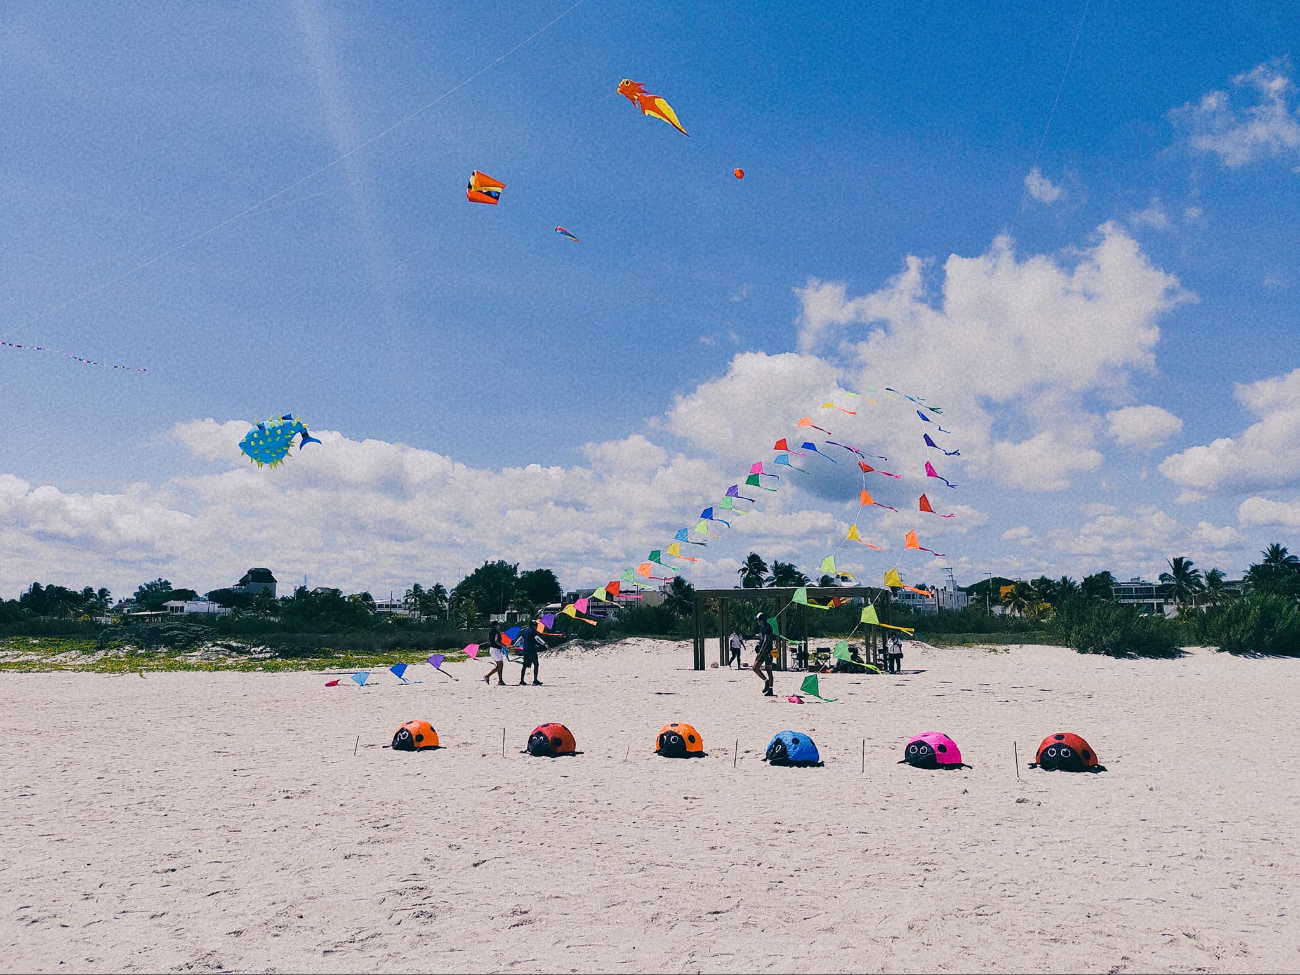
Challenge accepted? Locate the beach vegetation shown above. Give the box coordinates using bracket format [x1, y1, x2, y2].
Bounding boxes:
[1050, 596, 1182, 657]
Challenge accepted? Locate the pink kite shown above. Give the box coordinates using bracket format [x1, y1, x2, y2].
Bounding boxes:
[925, 461, 957, 489]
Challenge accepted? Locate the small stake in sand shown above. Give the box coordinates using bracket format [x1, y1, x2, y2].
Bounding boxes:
[502, 727, 506, 758]
[1013, 741, 1020, 780]
[862, 739, 865, 774]
[354, 735, 359, 757]
[625, 745, 630, 761]
[734, 739, 738, 769]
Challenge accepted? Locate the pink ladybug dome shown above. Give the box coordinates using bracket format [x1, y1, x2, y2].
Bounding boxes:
[900, 731, 968, 769]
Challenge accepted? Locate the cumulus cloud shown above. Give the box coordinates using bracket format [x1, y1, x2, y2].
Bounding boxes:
[1107, 404, 1184, 448]
[1051, 505, 1243, 578]
[1024, 167, 1064, 203]
[1159, 367, 1300, 493]
[1238, 496, 1300, 529]
[795, 222, 1191, 492]
[1170, 57, 1300, 168]
[1129, 199, 1171, 230]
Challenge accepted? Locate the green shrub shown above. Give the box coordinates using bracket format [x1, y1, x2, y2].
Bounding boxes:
[1195, 594, 1300, 655]
[1051, 596, 1181, 658]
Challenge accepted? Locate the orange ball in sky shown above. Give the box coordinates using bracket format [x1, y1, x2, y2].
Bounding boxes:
[733, 168, 745, 179]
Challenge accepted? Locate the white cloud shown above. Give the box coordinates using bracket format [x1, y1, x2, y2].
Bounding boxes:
[1051, 505, 1244, 578]
[1238, 496, 1300, 529]
[1129, 199, 1171, 230]
[1170, 57, 1300, 168]
[1001, 525, 1031, 540]
[794, 223, 1191, 493]
[1024, 167, 1064, 203]
[1106, 404, 1184, 448]
[1159, 367, 1300, 493]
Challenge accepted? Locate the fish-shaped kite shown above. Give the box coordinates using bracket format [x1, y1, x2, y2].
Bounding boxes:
[555, 226, 579, 242]
[238, 414, 322, 468]
[617, 79, 689, 136]
[925, 461, 957, 489]
[467, 170, 505, 204]
[924, 433, 960, 456]
[919, 494, 955, 518]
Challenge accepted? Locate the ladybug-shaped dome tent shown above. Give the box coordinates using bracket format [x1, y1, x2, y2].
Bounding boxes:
[1030, 733, 1107, 772]
[764, 730, 823, 767]
[899, 731, 969, 769]
[524, 722, 578, 757]
[391, 720, 439, 751]
[655, 722, 705, 758]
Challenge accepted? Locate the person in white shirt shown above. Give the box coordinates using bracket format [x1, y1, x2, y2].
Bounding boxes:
[727, 630, 746, 669]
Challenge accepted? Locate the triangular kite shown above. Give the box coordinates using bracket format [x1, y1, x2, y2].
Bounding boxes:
[860, 603, 916, 635]
[831, 639, 852, 662]
[746, 473, 779, 491]
[925, 461, 957, 489]
[592, 587, 609, 601]
[799, 673, 837, 702]
[695, 519, 722, 538]
[350, 672, 370, 687]
[666, 542, 698, 562]
[718, 497, 748, 515]
[463, 643, 480, 659]
[860, 489, 899, 511]
[801, 442, 837, 462]
[773, 438, 804, 455]
[919, 493, 956, 518]
[675, 527, 708, 545]
[774, 454, 809, 474]
[859, 460, 902, 479]
[847, 524, 884, 550]
[726, 484, 756, 502]
[792, 586, 831, 610]
[822, 401, 856, 415]
[561, 604, 578, 617]
[904, 530, 946, 557]
[797, 417, 831, 434]
[820, 555, 836, 575]
[924, 433, 961, 456]
[390, 663, 419, 684]
[883, 568, 903, 588]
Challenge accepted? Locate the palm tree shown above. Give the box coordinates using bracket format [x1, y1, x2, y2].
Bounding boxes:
[1055, 576, 1080, 600]
[1081, 571, 1116, 600]
[766, 561, 810, 588]
[509, 594, 539, 620]
[1201, 568, 1234, 606]
[1159, 556, 1203, 605]
[422, 583, 449, 620]
[404, 582, 425, 617]
[817, 573, 840, 588]
[738, 553, 768, 589]
[1261, 543, 1300, 570]
[1031, 575, 1058, 606]
[1245, 544, 1300, 597]
[1000, 581, 1033, 617]
[664, 576, 695, 616]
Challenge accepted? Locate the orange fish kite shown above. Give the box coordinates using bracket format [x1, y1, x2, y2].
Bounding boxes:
[617, 79, 688, 136]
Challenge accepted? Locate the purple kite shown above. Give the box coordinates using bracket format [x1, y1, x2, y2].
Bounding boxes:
[923, 434, 960, 457]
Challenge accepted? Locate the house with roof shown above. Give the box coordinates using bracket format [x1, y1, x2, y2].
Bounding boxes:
[232, 568, 277, 599]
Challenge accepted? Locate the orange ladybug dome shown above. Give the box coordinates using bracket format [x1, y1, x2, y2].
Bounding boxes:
[655, 722, 704, 758]
[1031, 733, 1106, 772]
[391, 720, 439, 751]
[526, 723, 577, 757]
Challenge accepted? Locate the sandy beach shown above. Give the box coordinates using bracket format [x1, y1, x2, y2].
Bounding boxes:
[3, 638, 1299, 974]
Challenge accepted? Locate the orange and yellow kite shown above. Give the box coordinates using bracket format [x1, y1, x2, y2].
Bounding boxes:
[617, 79, 688, 136]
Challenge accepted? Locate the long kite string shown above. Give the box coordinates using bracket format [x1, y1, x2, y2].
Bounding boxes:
[0, 0, 588, 347]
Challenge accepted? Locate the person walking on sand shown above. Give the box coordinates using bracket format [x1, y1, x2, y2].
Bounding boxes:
[751, 614, 775, 696]
[483, 622, 507, 685]
[517, 622, 548, 686]
[886, 633, 905, 674]
[727, 630, 746, 669]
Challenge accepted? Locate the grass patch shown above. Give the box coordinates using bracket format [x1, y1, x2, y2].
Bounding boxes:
[0, 635, 470, 674]
[917, 631, 1056, 646]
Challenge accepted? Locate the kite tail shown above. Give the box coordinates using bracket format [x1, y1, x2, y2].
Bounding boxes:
[938, 476, 956, 489]
[943, 448, 960, 456]
[299, 431, 322, 448]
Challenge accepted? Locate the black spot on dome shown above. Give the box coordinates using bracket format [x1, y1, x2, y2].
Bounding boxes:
[937, 743, 948, 753]
[415, 733, 424, 742]
[1054, 734, 1065, 740]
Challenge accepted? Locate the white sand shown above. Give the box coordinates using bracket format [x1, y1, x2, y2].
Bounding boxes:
[3, 639, 1299, 974]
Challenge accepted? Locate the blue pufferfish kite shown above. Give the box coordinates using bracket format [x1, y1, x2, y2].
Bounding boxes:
[239, 414, 321, 468]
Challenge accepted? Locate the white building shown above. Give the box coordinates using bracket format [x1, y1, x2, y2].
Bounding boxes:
[374, 597, 413, 617]
[1112, 578, 1177, 617]
[162, 598, 230, 616]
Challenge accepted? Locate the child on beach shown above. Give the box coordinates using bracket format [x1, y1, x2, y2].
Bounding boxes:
[886, 634, 904, 674]
[751, 615, 775, 696]
[483, 622, 507, 685]
[516, 623, 548, 686]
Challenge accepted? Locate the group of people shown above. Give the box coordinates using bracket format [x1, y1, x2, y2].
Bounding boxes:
[728, 619, 907, 694]
[481, 621, 547, 686]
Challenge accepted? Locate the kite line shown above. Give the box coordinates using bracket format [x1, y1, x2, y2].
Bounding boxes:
[1008, 0, 1090, 232]
[0, 0, 588, 359]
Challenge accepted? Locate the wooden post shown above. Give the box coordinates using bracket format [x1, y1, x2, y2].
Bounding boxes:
[718, 596, 729, 668]
[692, 596, 705, 670]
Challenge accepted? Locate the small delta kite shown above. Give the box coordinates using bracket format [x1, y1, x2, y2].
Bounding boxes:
[617, 79, 688, 136]
[467, 171, 505, 205]
[555, 226, 579, 242]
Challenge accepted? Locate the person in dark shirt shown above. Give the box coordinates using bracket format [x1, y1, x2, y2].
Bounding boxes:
[482, 622, 507, 686]
[750, 614, 775, 696]
[516, 623, 548, 685]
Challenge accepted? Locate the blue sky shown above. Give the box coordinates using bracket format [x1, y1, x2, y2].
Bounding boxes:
[2, 1, 1298, 599]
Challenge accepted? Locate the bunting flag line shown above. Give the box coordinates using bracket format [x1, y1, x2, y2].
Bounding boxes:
[924, 433, 961, 456]
[1, 340, 149, 372]
[904, 529, 946, 557]
[919, 494, 955, 518]
[925, 461, 957, 489]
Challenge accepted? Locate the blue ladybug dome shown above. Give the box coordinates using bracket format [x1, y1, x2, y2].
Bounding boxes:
[764, 730, 822, 767]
